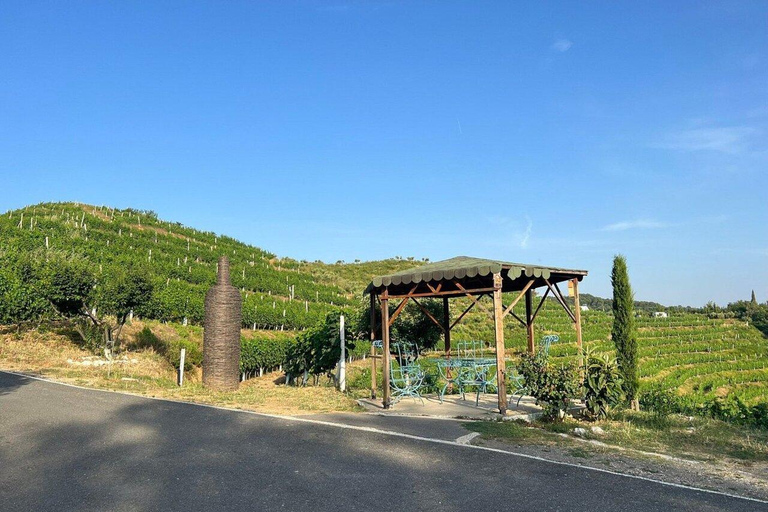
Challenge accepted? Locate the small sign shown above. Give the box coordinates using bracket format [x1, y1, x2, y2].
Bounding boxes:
[567, 280, 574, 297]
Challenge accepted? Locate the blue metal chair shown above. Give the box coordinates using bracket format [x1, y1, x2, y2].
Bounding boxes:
[540, 335, 560, 356]
[389, 340, 425, 404]
[455, 341, 498, 405]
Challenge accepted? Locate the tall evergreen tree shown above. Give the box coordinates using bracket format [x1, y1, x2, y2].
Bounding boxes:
[611, 255, 639, 409]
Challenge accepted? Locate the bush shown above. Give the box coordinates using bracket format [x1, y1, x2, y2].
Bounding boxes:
[240, 332, 295, 377]
[640, 386, 768, 430]
[133, 326, 201, 372]
[640, 385, 684, 418]
[167, 338, 202, 372]
[517, 351, 579, 421]
[134, 326, 165, 352]
[284, 310, 356, 385]
[582, 352, 625, 420]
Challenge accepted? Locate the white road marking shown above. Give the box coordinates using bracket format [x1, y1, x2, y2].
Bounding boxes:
[455, 432, 481, 445]
[2, 370, 766, 505]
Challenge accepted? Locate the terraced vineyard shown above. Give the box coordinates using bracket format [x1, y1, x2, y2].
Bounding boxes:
[0, 202, 415, 329]
[502, 301, 766, 407]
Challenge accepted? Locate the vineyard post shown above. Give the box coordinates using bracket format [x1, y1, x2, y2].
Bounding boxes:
[178, 348, 186, 386]
[338, 314, 346, 392]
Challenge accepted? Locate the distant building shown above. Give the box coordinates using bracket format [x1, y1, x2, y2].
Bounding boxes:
[580, 305, 589, 311]
[653, 311, 668, 318]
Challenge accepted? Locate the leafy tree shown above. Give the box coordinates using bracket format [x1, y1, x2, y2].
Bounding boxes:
[97, 263, 153, 349]
[611, 255, 639, 409]
[39, 254, 153, 353]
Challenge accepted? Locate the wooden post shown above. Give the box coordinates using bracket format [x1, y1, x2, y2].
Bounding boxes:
[442, 297, 451, 356]
[492, 273, 508, 415]
[338, 314, 346, 392]
[370, 292, 377, 399]
[381, 290, 391, 409]
[525, 288, 535, 354]
[572, 278, 583, 367]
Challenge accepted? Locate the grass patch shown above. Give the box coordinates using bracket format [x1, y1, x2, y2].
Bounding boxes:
[466, 411, 768, 465]
[591, 410, 768, 463]
[0, 323, 361, 415]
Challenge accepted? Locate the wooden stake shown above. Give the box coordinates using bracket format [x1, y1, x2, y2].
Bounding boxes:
[493, 273, 508, 415]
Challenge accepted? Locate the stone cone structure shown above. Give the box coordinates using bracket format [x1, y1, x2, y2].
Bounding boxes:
[203, 256, 242, 391]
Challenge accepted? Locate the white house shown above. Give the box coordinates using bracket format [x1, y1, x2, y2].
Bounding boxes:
[653, 311, 668, 318]
[580, 305, 589, 312]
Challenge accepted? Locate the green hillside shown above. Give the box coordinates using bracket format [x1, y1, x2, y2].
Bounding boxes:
[1, 202, 766, 414]
[0, 202, 415, 329]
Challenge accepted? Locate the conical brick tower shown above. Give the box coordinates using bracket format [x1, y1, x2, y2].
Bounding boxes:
[203, 256, 242, 391]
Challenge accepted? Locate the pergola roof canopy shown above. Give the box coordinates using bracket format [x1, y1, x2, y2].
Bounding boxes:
[365, 256, 587, 297]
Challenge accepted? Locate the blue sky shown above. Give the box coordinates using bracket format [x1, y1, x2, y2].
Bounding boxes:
[1, 1, 766, 306]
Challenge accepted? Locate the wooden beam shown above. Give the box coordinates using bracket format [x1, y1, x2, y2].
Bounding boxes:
[411, 297, 446, 333]
[454, 282, 495, 320]
[530, 287, 551, 323]
[381, 290, 391, 409]
[545, 278, 577, 323]
[501, 279, 535, 319]
[388, 293, 412, 326]
[450, 299, 477, 330]
[426, 282, 443, 294]
[370, 292, 376, 399]
[492, 273, 508, 415]
[508, 311, 526, 327]
[525, 288, 535, 354]
[388, 285, 498, 299]
[442, 297, 451, 356]
[572, 278, 583, 368]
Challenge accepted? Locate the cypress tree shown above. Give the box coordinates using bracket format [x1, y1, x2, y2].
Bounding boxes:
[611, 255, 639, 409]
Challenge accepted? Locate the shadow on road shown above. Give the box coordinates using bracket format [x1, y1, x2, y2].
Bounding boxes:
[0, 375, 759, 512]
[0, 370, 34, 396]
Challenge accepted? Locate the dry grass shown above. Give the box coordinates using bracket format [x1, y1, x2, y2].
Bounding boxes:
[0, 323, 361, 415]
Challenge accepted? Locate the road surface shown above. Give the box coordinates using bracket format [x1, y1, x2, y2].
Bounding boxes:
[0, 371, 761, 511]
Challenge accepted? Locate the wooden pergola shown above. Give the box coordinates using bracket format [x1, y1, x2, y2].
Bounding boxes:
[364, 256, 588, 415]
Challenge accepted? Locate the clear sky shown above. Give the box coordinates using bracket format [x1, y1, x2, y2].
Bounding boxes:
[1, 1, 766, 306]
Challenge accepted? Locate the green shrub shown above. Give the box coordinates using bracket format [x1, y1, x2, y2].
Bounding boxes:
[133, 325, 201, 372]
[518, 351, 579, 421]
[240, 332, 295, 377]
[167, 338, 202, 371]
[582, 352, 625, 420]
[134, 326, 165, 352]
[640, 385, 684, 418]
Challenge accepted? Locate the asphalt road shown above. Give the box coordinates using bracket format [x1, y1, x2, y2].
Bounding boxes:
[0, 371, 762, 512]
